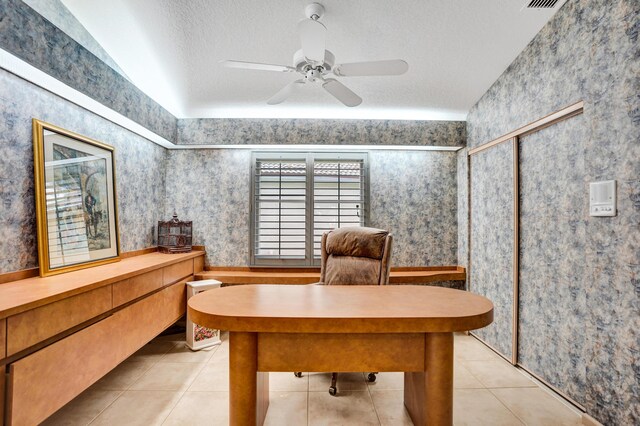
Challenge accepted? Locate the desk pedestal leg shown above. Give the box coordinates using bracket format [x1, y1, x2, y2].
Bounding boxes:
[404, 332, 453, 426]
[229, 332, 269, 426]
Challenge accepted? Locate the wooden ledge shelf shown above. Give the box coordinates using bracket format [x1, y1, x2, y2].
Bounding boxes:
[194, 266, 466, 285]
[388, 267, 467, 284]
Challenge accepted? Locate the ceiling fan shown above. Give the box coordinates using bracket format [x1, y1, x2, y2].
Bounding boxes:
[221, 3, 408, 107]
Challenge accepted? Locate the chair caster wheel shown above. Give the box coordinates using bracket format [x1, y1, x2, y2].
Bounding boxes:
[329, 386, 337, 396]
[294, 372, 302, 378]
[367, 373, 377, 382]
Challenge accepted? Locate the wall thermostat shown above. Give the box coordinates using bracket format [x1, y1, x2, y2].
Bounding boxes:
[590, 180, 616, 217]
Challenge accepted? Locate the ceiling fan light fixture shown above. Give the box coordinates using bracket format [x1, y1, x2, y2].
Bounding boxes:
[220, 2, 408, 107]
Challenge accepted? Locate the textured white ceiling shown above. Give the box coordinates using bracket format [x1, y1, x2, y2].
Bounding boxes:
[62, 0, 566, 120]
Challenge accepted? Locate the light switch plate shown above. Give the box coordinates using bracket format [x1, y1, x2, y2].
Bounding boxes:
[589, 180, 616, 217]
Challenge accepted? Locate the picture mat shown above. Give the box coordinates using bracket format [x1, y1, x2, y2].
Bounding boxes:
[43, 133, 118, 269]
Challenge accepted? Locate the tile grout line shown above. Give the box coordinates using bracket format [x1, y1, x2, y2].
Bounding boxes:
[183, 359, 211, 392]
[84, 389, 126, 426]
[486, 388, 529, 426]
[366, 375, 383, 426]
[456, 337, 579, 424]
[455, 357, 489, 390]
[131, 340, 210, 425]
[515, 367, 585, 415]
[458, 359, 540, 389]
[87, 341, 179, 425]
[159, 389, 189, 426]
[454, 340, 528, 425]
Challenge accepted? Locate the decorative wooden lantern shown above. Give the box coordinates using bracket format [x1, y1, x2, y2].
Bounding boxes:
[158, 213, 192, 254]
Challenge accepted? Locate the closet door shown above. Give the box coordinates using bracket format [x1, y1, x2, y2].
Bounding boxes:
[518, 116, 587, 406]
[470, 140, 516, 361]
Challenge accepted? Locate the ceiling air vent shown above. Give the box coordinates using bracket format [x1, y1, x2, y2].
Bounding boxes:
[525, 0, 560, 8]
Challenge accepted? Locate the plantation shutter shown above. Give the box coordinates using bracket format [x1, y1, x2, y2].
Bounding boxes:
[253, 158, 307, 263]
[251, 152, 368, 266]
[313, 158, 366, 259]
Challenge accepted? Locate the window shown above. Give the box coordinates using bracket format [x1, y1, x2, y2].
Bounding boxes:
[250, 152, 368, 266]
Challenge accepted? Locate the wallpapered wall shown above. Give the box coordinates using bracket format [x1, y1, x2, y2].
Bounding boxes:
[518, 115, 589, 406]
[1, 0, 466, 274]
[0, 62, 461, 274]
[178, 118, 466, 146]
[4, 0, 636, 422]
[0, 68, 166, 273]
[469, 142, 514, 360]
[21, 0, 128, 77]
[1, 0, 177, 141]
[165, 149, 459, 268]
[170, 119, 464, 267]
[460, 0, 639, 423]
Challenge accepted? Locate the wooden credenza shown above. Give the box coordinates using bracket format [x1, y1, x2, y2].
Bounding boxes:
[0, 250, 205, 425]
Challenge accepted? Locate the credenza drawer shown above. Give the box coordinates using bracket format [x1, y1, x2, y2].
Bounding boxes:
[6, 285, 112, 356]
[164, 279, 188, 323]
[112, 269, 164, 307]
[114, 279, 187, 355]
[5, 280, 187, 425]
[194, 255, 204, 273]
[163, 259, 194, 285]
[7, 313, 122, 425]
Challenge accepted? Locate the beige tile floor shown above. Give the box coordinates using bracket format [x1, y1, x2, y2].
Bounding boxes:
[43, 332, 583, 425]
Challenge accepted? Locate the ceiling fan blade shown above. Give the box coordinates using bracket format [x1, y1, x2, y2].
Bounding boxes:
[322, 78, 362, 107]
[297, 19, 326, 64]
[267, 79, 306, 105]
[220, 60, 295, 73]
[333, 60, 409, 77]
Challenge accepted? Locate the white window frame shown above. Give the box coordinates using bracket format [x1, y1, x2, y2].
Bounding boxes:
[250, 151, 369, 267]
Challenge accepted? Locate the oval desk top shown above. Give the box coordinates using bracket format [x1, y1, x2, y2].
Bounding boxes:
[188, 285, 493, 333]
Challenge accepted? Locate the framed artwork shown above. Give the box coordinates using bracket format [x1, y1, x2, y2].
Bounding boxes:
[33, 119, 120, 276]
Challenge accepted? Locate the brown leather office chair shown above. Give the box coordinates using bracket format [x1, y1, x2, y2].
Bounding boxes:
[295, 226, 393, 395]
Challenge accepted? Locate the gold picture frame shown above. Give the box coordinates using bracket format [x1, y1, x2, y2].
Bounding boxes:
[33, 119, 120, 277]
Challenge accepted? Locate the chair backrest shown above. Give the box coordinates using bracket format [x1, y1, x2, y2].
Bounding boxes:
[319, 227, 393, 286]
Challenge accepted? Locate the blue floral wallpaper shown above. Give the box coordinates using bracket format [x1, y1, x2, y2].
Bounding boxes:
[165, 149, 459, 268]
[164, 149, 251, 266]
[519, 115, 588, 406]
[369, 151, 458, 266]
[170, 119, 462, 268]
[463, 0, 639, 423]
[21, 0, 128, 78]
[469, 142, 514, 360]
[1, 0, 177, 141]
[0, 68, 166, 273]
[177, 118, 465, 147]
[3, 0, 637, 423]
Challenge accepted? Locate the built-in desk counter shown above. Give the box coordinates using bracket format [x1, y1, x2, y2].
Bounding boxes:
[195, 266, 466, 285]
[0, 250, 205, 426]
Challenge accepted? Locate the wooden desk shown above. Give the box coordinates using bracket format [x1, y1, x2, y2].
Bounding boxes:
[189, 285, 493, 426]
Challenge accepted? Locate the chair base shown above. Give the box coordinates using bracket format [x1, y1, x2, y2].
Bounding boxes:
[329, 372, 378, 396]
[293, 371, 378, 395]
[330, 372, 338, 395]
